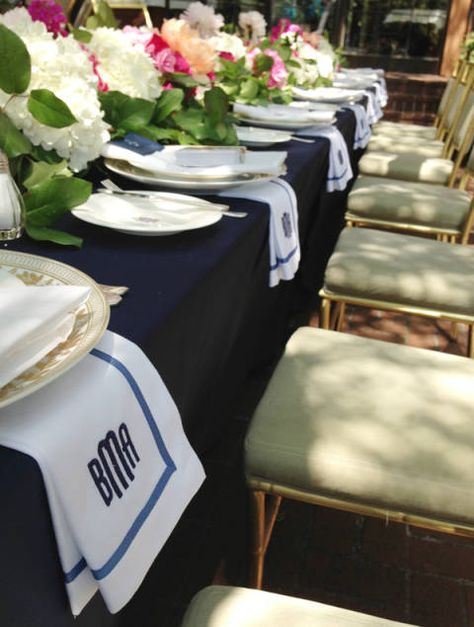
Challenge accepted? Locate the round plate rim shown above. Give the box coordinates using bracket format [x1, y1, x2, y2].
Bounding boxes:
[0, 250, 110, 409]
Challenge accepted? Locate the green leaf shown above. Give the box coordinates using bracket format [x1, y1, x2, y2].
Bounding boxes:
[27, 90, 77, 128]
[165, 72, 198, 89]
[239, 78, 259, 101]
[204, 87, 229, 124]
[23, 160, 70, 190]
[86, 0, 118, 28]
[25, 224, 83, 248]
[71, 27, 93, 43]
[173, 109, 207, 141]
[99, 91, 154, 131]
[0, 25, 31, 94]
[0, 111, 32, 158]
[153, 89, 184, 124]
[25, 177, 91, 226]
[254, 53, 273, 75]
[30, 144, 64, 164]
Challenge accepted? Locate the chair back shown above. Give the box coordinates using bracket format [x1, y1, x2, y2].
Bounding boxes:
[436, 62, 474, 140]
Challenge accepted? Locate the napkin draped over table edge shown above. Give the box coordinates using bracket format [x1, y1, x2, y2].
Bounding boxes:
[218, 178, 300, 288]
[0, 330, 205, 615]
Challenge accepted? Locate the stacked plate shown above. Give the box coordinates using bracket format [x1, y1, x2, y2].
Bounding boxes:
[0, 251, 109, 408]
[292, 86, 365, 104]
[103, 144, 287, 193]
[234, 102, 336, 130]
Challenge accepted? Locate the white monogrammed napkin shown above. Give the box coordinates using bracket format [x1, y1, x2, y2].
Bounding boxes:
[0, 331, 205, 615]
[342, 103, 372, 149]
[219, 179, 300, 287]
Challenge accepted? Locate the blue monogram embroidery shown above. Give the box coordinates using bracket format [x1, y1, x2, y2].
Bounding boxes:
[281, 212, 292, 238]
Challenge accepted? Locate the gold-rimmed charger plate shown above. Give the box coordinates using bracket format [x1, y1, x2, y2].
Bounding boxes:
[105, 158, 285, 192]
[0, 250, 110, 409]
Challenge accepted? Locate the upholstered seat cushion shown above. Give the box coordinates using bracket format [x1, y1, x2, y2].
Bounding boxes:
[181, 585, 417, 626]
[346, 175, 471, 230]
[323, 227, 474, 316]
[245, 327, 474, 526]
[372, 121, 437, 140]
[366, 135, 444, 158]
[358, 152, 453, 184]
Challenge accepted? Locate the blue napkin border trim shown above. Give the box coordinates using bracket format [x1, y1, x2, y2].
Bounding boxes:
[64, 348, 177, 584]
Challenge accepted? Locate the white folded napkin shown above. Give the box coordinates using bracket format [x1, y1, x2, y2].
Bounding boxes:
[0, 330, 205, 615]
[364, 89, 384, 124]
[234, 102, 334, 124]
[342, 103, 372, 149]
[294, 126, 353, 192]
[218, 179, 300, 287]
[0, 285, 90, 390]
[374, 79, 388, 108]
[102, 143, 286, 178]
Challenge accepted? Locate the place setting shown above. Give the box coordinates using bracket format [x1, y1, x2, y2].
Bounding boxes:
[233, 102, 336, 131]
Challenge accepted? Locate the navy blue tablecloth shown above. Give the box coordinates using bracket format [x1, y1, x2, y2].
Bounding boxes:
[0, 110, 356, 627]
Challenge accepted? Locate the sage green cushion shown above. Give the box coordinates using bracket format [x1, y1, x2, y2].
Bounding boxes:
[245, 327, 474, 526]
[358, 152, 453, 184]
[323, 227, 474, 316]
[181, 586, 418, 626]
[347, 175, 471, 230]
[366, 135, 444, 158]
[372, 121, 437, 140]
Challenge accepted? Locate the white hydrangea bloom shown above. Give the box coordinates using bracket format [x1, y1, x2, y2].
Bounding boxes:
[0, 8, 110, 171]
[238, 11, 266, 43]
[180, 2, 224, 39]
[87, 27, 162, 101]
[209, 31, 247, 60]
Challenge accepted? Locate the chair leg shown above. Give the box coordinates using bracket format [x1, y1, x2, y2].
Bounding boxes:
[468, 325, 474, 359]
[336, 302, 346, 331]
[249, 490, 282, 589]
[320, 298, 331, 330]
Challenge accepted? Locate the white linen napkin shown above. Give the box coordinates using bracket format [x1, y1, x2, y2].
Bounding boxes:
[233, 102, 334, 124]
[101, 143, 286, 178]
[342, 103, 372, 149]
[0, 285, 90, 390]
[292, 86, 365, 103]
[364, 89, 384, 124]
[295, 126, 353, 192]
[0, 330, 205, 615]
[218, 179, 300, 288]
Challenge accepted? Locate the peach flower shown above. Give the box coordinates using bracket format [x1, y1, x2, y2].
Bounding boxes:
[160, 19, 216, 76]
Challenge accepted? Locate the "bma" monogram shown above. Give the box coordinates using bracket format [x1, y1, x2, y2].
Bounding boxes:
[88, 423, 140, 506]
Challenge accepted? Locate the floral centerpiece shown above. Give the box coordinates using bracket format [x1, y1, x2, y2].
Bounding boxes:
[0, 6, 109, 246]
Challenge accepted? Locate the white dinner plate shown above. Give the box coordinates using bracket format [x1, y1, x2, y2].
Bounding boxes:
[236, 126, 292, 147]
[72, 191, 223, 235]
[0, 250, 109, 408]
[236, 115, 334, 131]
[104, 158, 284, 192]
[292, 86, 365, 103]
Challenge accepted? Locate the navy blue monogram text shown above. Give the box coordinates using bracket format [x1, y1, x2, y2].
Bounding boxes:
[281, 212, 293, 238]
[88, 423, 140, 506]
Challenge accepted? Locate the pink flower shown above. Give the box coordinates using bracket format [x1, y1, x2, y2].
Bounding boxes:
[248, 47, 288, 89]
[27, 0, 68, 37]
[219, 51, 235, 62]
[154, 48, 179, 73]
[265, 49, 288, 88]
[270, 18, 303, 42]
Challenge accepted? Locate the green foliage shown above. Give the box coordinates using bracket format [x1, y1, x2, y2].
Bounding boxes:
[152, 89, 184, 124]
[24, 177, 92, 247]
[98, 91, 155, 134]
[70, 27, 93, 44]
[27, 90, 77, 128]
[0, 25, 31, 94]
[0, 111, 32, 158]
[86, 0, 118, 29]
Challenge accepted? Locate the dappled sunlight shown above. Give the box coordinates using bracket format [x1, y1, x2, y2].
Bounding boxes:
[324, 229, 474, 315]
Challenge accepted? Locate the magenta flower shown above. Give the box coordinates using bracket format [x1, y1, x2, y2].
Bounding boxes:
[270, 18, 303, 42]
[265, 49, 288, 88]
[219, 51, 235, 62]
[27, 0, 68, 37]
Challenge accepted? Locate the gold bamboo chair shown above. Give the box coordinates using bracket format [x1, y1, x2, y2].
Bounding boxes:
[181, 585, 418, 626]
[366, 65, 474, 158]
[371, 59, 469, 141]
[345, 142, 474, 244]
[245, 327, 474, 590]
[319, 227, 474, 357]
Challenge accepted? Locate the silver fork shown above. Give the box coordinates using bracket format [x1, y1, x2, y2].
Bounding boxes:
[99, 180, 248, 218]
